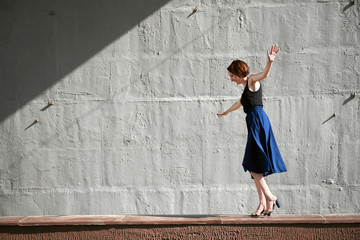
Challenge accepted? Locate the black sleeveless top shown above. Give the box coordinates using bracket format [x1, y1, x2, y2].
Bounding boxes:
[240, 80, 263, 113]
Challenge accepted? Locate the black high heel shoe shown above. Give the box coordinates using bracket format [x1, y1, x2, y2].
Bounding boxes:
[264, 199, 281, 216]
[250, 204, 266, 217]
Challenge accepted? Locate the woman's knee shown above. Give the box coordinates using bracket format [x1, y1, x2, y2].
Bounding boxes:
[250, 171, 262, 180]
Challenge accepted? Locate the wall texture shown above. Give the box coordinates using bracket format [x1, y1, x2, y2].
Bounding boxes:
[0, 0, 359, 216]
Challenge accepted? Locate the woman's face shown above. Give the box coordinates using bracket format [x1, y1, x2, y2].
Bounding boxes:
[228, 71, 245, 85]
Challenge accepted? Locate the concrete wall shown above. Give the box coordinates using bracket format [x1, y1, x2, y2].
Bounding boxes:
[0, 0, 359, 216]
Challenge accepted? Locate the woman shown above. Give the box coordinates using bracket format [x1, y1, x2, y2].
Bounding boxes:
[217, 44, 287, 216]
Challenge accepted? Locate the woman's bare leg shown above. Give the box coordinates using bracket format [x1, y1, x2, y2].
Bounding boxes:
[252, 177, 266, 215]
[250, 172, 277, 211]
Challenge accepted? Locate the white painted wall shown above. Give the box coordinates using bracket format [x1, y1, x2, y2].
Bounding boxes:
[0, 0, 359, 215]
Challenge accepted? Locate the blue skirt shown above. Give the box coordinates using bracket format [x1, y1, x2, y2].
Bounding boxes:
[243, 106, 287, 177]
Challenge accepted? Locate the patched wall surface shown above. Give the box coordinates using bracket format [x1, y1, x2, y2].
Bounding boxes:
[0, 0, 359, 215]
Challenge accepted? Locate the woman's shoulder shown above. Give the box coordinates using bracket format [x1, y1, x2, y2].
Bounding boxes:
[248, 74, 258, 84]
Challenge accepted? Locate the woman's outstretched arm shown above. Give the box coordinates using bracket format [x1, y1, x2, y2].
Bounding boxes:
[250, 44, 280, 83]
[217, 98, 242, 117]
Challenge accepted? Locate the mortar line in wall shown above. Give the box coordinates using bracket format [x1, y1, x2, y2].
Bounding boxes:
[3, 140, 356, 154]
[99, 44, 360, 61]
[160, 2, 338, 12]
[28, 90, 359, 105]
[3, 184, 360, 195]
[110, 46, 360, 62]
[201, 117, 205, 188]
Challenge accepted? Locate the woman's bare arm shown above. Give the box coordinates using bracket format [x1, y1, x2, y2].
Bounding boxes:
[217, 98, 242, 117]
[250, 44, 280, 83]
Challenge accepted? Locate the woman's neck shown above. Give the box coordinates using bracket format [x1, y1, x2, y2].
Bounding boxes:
[242, 77, 248, 87]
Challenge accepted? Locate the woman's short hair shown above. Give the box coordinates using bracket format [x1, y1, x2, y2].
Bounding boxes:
[227, 60, 250, 78]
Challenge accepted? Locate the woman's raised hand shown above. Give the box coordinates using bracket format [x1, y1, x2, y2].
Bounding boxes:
[267, 44, 280, 62]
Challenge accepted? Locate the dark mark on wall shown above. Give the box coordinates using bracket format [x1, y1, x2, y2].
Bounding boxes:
[322, 113, 336, 125]
[343, 0, 355, 12]
[187, 7, 198, 19]
[343, 92, 356, 105]
[25, 119, 39, 131]
[41, 101, 54, 111]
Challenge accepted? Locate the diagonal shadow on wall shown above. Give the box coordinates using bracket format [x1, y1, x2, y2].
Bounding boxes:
[0, 0, 170, 123]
